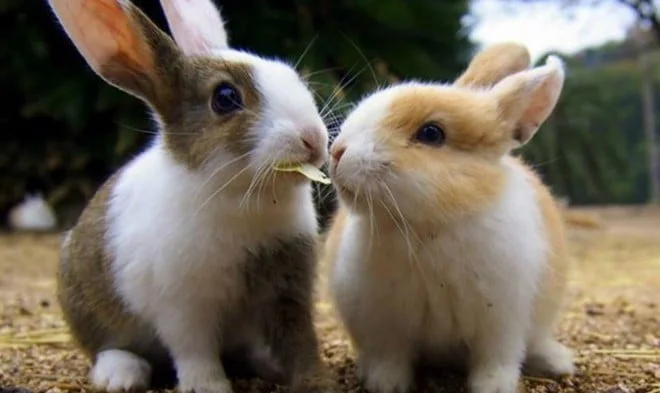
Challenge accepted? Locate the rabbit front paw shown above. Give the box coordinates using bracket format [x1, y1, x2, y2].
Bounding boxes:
[90, 349, 152, 392]
[468, 364, 521, 393]
[525, 338, 575, 377]
[358, 355, 413, 393]
[179, 378, 233, 393]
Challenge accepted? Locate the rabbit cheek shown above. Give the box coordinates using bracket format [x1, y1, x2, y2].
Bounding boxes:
[163, 61, 263, 171]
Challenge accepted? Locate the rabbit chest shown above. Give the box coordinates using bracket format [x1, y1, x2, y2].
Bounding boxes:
[105, 146, 318, 321]
[333, 166, 548, 351]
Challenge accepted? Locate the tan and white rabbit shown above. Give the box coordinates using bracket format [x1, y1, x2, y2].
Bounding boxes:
[48, 0, 331, 392]
[324, 43, 574, 393]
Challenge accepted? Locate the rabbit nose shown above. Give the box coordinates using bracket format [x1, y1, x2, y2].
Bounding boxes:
[301, 128, 325, 163]
[331, 144, 346, 164]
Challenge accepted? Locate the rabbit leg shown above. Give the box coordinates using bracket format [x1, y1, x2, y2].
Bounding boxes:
[348, 316, 415, 393]
[525, 291, 575, 377]
[357, 348, 414, 393]
[154, 306, 233, 393]
[248, 236, 332, 392]
[524, 334, 574, 377]
[90, 349, 152, 392]
[266, 297, 330, 392]
[467, 313, 529, 393]
[468, 341, 523, 393]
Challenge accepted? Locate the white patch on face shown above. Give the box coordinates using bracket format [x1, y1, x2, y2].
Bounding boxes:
[330, 84, 415, 201]
[214, 49, 329, 170]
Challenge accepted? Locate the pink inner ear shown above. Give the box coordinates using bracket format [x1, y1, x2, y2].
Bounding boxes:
[520, 76, 559, 129]
[160, 0, 229, 55]
[49, 0, 153, 76]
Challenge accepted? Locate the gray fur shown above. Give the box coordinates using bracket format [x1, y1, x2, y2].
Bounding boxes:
[58, 177, 323, 389]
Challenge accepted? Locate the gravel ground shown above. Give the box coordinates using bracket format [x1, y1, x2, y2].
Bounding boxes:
[0, 206, 659, 393]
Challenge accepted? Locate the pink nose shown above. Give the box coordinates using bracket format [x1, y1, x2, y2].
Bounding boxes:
[331, 144, 346, 164]
[300, 128, 325, 163]
[301, 135, 315, 152]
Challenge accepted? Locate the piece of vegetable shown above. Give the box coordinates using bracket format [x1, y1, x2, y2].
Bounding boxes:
[273, 163, 331, 184]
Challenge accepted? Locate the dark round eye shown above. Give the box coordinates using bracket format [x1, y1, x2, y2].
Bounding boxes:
[414, 123, 445, 146]
[211, 82, 242, 114]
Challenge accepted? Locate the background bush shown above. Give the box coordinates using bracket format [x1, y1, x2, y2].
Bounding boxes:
[0, 0, 471, 229]
[1, 0, 658, 230]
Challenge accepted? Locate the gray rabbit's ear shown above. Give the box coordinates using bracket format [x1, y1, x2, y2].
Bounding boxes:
[160, 0, 230, 55]
[47, 0, 181, 112]
[454, 42, 531, 89]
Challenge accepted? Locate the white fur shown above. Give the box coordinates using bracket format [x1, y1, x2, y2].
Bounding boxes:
[214, 49, 329, 168]
[333, 84, 413, 153]
[105, 137, 318, 392]
[331, 158, 551, 393]
[90, 349, 151, 392]
[8, 193, 57, 231]
[160, 0, 229, 55]
[162, 0, 328, 169]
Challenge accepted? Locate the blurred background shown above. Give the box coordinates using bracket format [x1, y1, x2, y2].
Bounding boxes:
[1, 0, 659, 231]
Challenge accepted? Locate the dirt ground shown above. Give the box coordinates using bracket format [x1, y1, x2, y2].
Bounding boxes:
[0, 206, 658, 393]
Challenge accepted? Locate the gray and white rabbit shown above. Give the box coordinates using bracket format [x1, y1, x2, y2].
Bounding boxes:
[48, 0, 330, 392]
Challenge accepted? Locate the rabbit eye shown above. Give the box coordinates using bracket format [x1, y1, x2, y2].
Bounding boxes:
[414, 123, 445, 146]
[211, 82, 243, 114]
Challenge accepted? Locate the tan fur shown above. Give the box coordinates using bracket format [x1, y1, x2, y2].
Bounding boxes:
[378, 86, 507, 223]
[327, 43, 570, 325]
[325, 93, 569, 250]
[324, 42, 538, 251]
[324, 43, 572, 392]
[455, 43, 531, 88]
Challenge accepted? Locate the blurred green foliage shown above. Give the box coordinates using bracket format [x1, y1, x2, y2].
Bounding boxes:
[521, 42, 657, 205]
[5, 0, 655, 230]
[0, 0, 471, 228]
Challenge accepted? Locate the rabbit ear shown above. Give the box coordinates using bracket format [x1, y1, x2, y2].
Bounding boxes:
[47, 0, 180, 110]
[454, 42, 531, 89]
[159, 0, 229, 55]
[491, 55, 565, 146]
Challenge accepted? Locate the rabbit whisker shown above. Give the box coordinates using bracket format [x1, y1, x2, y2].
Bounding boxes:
[319, 63, 364, 118]
[382, 183, 431, 295]
[366, 189, 376, 259]
[253, 157, 275, 210]
[117, 123, 198, 136]
[341, 32, 381, 89]
[302, 66, 344, 80]
[193, 164, 252, 219]
[194, 152, 251, 202]
[294, 34, 319, 70]
[379, 200, 419, 275]
[315, 181, 336, 208]
[240, 158, 271, 211]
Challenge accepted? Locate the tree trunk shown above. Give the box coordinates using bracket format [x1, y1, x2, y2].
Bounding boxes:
[639, 48, 660, 203]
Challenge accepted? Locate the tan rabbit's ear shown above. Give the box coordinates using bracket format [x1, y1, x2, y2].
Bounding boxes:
[160, 0, 229, 55]
[491, 55, 565, 147]
[48, 0, 180, 111]
[454, 42, 531, 89]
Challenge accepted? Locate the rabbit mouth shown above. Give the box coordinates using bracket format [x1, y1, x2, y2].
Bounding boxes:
[334, 178, 387, 203]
